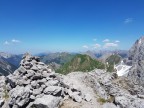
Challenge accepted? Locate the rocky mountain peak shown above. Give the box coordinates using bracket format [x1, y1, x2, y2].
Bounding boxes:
[128, 36, 144, 87]
[129, 36, 144, 63]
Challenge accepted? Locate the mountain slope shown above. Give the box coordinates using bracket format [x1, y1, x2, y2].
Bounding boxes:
[0, 52, 22, 67]
[56, 54, 105, 74]
[0, 57, 17, 76]
[127, 36, 144, 87]
[106, 54, 121, 65]
[0, 52, 22, 76]
[5, 55, 22, 67]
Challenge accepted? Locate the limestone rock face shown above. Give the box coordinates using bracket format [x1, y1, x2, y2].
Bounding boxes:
[127, 36, 144, 87]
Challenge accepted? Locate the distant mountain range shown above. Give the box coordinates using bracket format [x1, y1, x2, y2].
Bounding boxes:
[0, 52, 22, 75]
[0, 50, 128, 76]
[82, 50, 128, 59]
[38, 50, 126, 74]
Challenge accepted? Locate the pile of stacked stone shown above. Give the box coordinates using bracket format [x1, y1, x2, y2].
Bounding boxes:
[0, 53, 86, 108]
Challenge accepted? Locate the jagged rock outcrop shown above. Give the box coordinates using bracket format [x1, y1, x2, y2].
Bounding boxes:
[0, 53, 144, 108]
[61, 69, 144, 108]
[127, 36, 144, 87]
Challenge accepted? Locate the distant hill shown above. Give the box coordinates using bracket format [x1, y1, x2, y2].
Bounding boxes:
[56, 54, 105, 74]
[106, 54, 121, 72]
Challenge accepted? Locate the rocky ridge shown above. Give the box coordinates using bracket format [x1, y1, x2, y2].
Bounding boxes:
[0, 53, 143, 108]
[127, 36, 144, 87]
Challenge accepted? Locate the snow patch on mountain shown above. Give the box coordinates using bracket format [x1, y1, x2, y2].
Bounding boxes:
[115, 60, 132, 76]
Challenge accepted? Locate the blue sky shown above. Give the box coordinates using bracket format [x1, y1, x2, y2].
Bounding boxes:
[0, 0, 144, 54]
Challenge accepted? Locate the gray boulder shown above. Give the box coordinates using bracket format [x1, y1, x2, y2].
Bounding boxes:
[84, 94, 92, 102]
[102, 103, 118, 108]
[32, 88, 43, 96]
[45, 80, 59, 86]
[0, 99, 4, 107]
[9, 86, 31, 107]
[44, 86, 62, 95]
[32, 95, 61, 108]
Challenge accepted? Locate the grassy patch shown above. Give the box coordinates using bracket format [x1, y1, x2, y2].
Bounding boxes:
[97, 96, 114, 104]
[97, 98, 107, 104]
[3, 84, 9, 100]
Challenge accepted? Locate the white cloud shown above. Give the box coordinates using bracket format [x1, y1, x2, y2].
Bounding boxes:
[93, 38, 97, 41]
[93, 44, 101, 48]
[82, 45, 89, 49]
[104, 42, 118, 48]
[115, 40, 120, 43]
[103, 39, 110, 42]
[124, 18, 133, 24]
[4, 41, 10, 45]
[12, 39, 21, 43]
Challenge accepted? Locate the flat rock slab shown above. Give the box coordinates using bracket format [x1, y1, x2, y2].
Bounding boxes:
[32, 95, 61, 108]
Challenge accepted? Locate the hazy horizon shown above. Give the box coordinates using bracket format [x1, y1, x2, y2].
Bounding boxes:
[0, 0, 144, 54]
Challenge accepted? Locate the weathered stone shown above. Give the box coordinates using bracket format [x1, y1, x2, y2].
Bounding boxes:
[31, 81, 37, 88]
[84, 94, 92, 102]
[6, 75, 16, 88]
[0, 99, 4, 107]
[45, 80, 59, 86]
[73, 94, 82, 103]
[13, 70, 20, 76]
[38, 62, 45, 65]
[23, 79, 31, 85]
[26, 102, 34, 108]
[26, 70, 35, 78]
[115, 96, 131, 108]
[102, 103, 118, 108]
[42, 71, 49, 77]
[9, 86, 31, 107]
[30, 95, 35, 100]
[35, 93, 45, 98]
[41, 84, 46, 89]
[67, 89, 82, 103]
[17, 66, 27, 74]
[44, 86, 62, 95]
[32, 88, 43, 96]
[32, 95, 61, 108]
[31, 65, 38, 71]
[37, 78, 47, 85]
[32, 73, 43, 80]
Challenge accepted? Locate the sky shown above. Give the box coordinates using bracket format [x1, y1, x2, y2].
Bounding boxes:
[0, 0, 144, 54]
